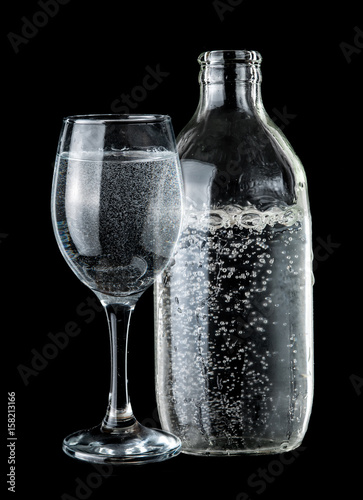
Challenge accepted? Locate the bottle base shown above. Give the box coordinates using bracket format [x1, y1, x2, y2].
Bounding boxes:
[179, 437, 303, 456]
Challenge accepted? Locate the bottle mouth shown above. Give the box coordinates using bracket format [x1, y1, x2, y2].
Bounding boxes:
[198, 50, 262, 66]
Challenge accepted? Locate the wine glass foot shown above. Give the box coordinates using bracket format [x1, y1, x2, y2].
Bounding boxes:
[62, 421, 181, 465]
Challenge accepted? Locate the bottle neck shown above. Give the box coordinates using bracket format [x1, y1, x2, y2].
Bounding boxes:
[196, 51, 263, 116]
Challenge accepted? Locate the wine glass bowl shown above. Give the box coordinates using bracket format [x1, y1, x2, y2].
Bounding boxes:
[51, 114, 183, 464]
[53, 115, 182, 297]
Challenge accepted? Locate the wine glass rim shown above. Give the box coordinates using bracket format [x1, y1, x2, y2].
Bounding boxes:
[64, 114, 171, 124]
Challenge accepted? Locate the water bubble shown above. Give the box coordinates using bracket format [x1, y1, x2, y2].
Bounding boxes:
[240, 212, 263, 229]
[208, 212, 224, 229]
[280, 441, 289, 450]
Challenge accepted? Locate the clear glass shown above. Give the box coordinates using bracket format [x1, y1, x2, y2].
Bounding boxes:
[155, 51, 314, 455]
[51, 114, 183, 464]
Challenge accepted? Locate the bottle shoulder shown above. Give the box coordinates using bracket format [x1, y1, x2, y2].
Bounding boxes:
[177, 111, 308, 210]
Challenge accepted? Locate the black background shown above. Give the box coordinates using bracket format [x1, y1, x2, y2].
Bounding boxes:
[3, 1, 362, 499]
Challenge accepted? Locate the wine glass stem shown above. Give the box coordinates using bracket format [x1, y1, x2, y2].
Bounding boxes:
[101, 300, 139, 431]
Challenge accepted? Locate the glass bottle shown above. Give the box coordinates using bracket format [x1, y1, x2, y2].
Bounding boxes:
[155, 50, 313, 455]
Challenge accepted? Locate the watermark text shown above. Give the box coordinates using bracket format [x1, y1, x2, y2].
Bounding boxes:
[110, 64, 170, 113]
[7, 0, 72, 54]
[340, 26, 363, 63]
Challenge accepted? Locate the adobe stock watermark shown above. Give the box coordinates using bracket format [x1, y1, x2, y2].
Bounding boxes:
[349, 374, 363, 396]
[110, 64, 170, 113]
[17, 295, 103, 386]
[340, 26, 363, 63]
[236, 446, 307, 499]
[61, 463, 114, 500]
[313, 235, 340, 272]
[213, 0, 244, 22]
[0, 233, 9, 244]
[7, 0, 72, 54]
[271, 106, 297, 131]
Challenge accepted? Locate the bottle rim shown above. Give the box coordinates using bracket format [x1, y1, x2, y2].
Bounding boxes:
[198, 50, 262, 66]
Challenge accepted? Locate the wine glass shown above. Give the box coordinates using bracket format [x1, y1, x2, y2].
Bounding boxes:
[51, 114, 183, 464]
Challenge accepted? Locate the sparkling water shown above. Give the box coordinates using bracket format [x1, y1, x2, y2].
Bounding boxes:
[155, 203, 313, 454]
[52, 150, 182, 296]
